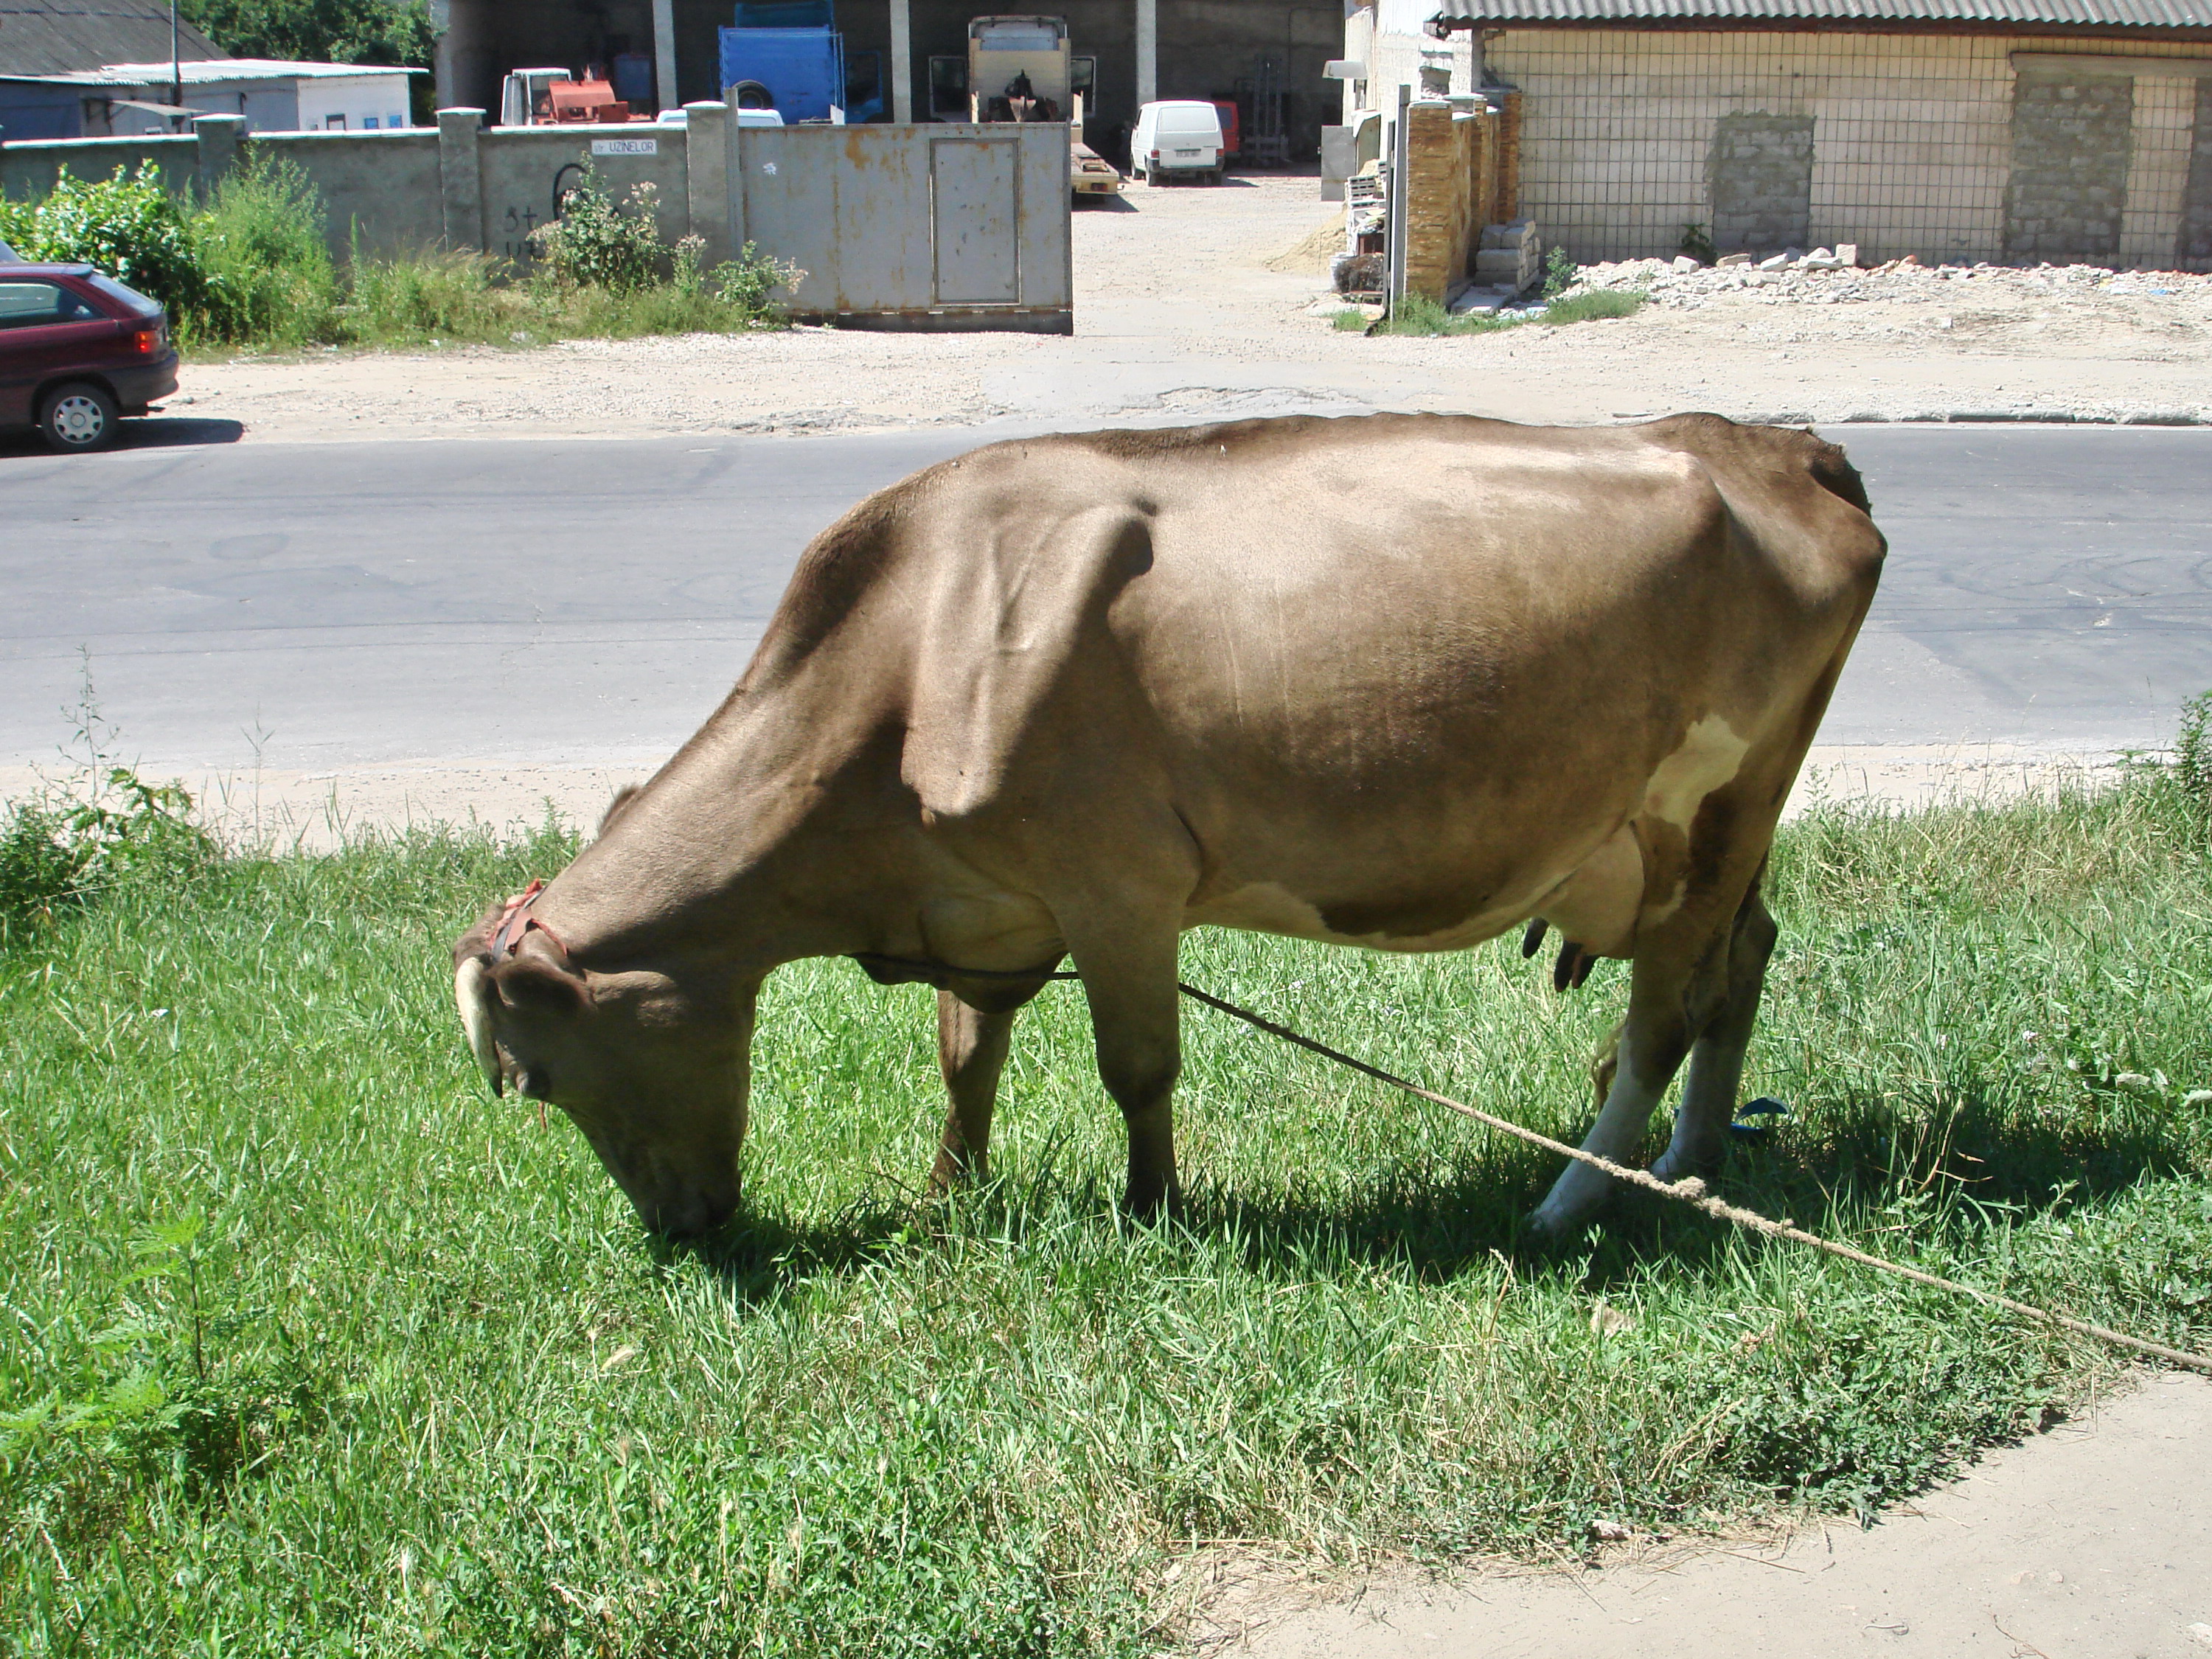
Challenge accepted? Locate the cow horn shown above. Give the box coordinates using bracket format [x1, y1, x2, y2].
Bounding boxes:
[455, 956, 504, 1096]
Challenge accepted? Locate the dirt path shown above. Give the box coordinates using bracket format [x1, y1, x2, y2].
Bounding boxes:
[167, 175, 2212, 443]
[1214, 1371, 2212, 1659]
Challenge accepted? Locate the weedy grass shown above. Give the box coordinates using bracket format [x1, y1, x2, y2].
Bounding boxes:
[1377, 288, 1647, 338]
[1, 776, 2209, 1655]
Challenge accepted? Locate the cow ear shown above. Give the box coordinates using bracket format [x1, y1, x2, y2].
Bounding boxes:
[493, 938, 589, 1017]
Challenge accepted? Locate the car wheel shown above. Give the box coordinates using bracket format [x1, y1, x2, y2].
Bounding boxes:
[38, 381, 119, 453]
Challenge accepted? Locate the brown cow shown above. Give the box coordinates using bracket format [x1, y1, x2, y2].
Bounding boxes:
[453, 413, 1883, 1237]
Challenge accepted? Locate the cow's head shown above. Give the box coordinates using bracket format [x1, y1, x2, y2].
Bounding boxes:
[452, 888, 758, 1237]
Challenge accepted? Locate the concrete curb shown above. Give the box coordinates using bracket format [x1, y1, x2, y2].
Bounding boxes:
[1744, 408, 2212, 427]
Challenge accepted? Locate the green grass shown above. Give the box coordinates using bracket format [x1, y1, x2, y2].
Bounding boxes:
[2, 779, 2210, 1655]
[1377, 286, 1647, 338]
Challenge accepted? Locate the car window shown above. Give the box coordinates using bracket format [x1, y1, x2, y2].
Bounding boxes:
[0, 280, 102, 330]
[84, 272, 161, 315]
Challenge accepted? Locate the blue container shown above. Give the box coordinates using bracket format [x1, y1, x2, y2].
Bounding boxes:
[717, 25, 846, 122]
[732, 0, 833, 28]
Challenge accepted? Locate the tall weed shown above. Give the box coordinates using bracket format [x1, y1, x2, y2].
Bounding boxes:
[192, 153, 338, 345]
[341, 241, 521, 344]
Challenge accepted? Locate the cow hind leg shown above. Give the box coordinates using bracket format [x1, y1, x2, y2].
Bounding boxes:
[931, 990, 1018, 1193]
[1655, 881, 1778, 1183]
[1528, 954, 1697, 1238]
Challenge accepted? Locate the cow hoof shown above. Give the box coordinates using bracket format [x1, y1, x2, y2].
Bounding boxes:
[1528, 1158, 1618, 1240]
[1650, 1143, 1721, 1186]
[1119, 1183, 1184, 1225]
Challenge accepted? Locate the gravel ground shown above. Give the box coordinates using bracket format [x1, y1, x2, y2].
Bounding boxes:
[157, 174, 2212, 443]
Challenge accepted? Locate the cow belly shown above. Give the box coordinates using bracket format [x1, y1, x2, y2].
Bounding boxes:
[1185, 878, 1532, 952]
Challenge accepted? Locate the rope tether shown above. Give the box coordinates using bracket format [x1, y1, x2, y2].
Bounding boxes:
[849, 953, 2211, 1374]
[1168, 978, 2212, 1376]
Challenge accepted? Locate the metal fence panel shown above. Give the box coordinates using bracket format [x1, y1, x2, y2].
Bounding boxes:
[734, 122, 1070, 332]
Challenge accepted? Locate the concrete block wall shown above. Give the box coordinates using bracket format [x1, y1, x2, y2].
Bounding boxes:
[1709, 111, 1815, 254]
[2003, 75, 2133, 260]
[2187, 80, 2212, 264]
[1350, 24, 2212, 268]
[1, 111, 698, 267]
[1, 133, 197, 204]
[476, 125, 692, 266]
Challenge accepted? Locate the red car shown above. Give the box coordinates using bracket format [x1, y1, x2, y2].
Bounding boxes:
[0, 262, 179, 453]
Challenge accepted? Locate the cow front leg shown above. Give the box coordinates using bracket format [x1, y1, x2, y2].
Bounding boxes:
[931, 990, 1017, 1193]
[1655, 883, 1778, 1183]
[1065, 913, 1184, 1219]
[1528, 956, 1694, 1238]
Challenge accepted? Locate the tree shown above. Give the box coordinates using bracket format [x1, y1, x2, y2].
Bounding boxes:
[178, 0, 436, 69]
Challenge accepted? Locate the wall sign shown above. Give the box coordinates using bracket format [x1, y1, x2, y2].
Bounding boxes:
[590, 136, 658, 156]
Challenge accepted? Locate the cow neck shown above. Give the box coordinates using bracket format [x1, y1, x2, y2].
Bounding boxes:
[541, 693, 915, 978]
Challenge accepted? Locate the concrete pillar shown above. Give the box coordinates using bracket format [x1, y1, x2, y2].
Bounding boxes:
[888, 0, 913, 123]
[684, 101, 732, 267]
[653, 0, 680, 112]
[192, 113, 244, 199]
[432, 0, 496, 116]
[437, 107, 485, 251]
[1135, 0, 1157, 107]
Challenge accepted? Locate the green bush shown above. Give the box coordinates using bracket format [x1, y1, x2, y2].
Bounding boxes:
[0, 768, 215, 942]
[2177, 689, 2212, 815]
[1538, 287, 1644, 325]
[341, 243, 521, 343]
[1377, 285, 1644, 338]
[1541, 244, 1578, 299]
[7, 164, 208, 320]
[529, 167, 668, 293]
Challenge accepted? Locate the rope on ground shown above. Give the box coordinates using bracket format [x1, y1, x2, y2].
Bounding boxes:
[1171, 979, 2212, 1377]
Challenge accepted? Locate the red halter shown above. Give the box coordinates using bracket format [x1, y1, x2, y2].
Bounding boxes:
[486, 878, 571, 963]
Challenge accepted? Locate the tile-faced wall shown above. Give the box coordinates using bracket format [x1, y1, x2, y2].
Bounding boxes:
[1466, 29, 2212, 268]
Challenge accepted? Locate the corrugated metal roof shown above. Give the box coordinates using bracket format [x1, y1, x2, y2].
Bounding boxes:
[1430, 0, 2212, 27]
[65, 57, 420, 82]
[0, 1, 225, 77]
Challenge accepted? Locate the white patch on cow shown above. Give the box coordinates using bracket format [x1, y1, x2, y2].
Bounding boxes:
[1642, 714, 1750, 830]
[1632, 714, 1753, 929]
[455, 959, 503, 1093]
[1188, 881, 1335, 941]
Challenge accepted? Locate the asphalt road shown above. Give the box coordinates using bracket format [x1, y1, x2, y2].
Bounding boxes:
[3, 422, 2208, 777]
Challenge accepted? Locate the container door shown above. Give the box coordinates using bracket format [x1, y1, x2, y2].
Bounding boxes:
[931, 137, 1019, 305]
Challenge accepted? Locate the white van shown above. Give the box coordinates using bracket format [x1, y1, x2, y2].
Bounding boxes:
[1132, 100, 1225, 185]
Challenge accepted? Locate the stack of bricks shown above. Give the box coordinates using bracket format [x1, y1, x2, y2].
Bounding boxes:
[1474, 220, 1541, 291]
[1402, 98, 1496, 303]
[1399, 92, 1535, 303]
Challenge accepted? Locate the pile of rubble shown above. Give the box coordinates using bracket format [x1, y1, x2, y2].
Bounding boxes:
[1571, 247, 2212, 310]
